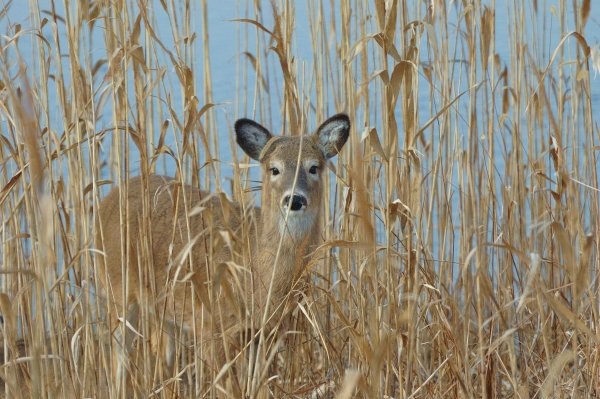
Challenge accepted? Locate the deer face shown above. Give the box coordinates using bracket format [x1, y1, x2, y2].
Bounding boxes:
[235, 114, 350, 238]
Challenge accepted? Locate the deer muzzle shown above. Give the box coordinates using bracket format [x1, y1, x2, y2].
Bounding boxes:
[282, 194, 308, 211]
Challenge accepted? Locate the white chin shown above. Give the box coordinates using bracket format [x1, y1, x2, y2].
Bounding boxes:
[279, 210, 316, 239]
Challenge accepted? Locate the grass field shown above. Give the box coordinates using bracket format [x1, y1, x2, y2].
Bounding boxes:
[0, 0, 599, 398]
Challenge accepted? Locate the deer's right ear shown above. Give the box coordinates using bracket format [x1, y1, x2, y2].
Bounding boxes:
[235, 118, 274, 161]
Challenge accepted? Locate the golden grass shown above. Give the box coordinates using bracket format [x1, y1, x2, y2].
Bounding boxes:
[0, 0, 599, 397]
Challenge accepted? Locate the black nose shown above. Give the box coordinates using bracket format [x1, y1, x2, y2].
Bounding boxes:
[283, 195, 307, 211]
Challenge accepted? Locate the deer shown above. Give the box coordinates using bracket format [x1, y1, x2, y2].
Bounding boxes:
[95, 113, 350, 393]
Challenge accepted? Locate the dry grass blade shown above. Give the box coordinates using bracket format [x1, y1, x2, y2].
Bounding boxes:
[335, 369, 361, 399]
[540, 350, 576, 399]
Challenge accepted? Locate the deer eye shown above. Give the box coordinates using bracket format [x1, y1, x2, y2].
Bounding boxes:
[269, 167, 280, 176]
[309, 165, 319, 175]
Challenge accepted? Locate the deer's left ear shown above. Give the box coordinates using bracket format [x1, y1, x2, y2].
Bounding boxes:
[314, 113, 350, 159]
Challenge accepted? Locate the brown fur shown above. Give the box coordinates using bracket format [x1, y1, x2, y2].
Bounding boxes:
[95, 114, 350, 374]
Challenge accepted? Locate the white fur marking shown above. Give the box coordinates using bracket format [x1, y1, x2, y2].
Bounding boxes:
[279, 209, 317, 240]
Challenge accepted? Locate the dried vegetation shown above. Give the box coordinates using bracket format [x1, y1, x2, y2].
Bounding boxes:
[0, 0, 599, 398]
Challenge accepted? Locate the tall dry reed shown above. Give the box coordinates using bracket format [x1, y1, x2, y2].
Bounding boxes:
[0, 0, 598, 397]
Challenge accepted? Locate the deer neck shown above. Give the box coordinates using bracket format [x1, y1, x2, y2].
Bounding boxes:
[250, 210, 319, 310]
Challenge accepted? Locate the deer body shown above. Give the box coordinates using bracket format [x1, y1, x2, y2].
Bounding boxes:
[96, 114, 350, 377]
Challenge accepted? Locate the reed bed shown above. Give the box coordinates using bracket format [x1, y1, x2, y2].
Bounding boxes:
[0, 0, 599, 397]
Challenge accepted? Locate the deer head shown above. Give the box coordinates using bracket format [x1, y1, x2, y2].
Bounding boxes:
[235, 114, 350, 240]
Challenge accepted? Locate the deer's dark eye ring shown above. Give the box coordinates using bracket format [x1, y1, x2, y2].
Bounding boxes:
[309, 165, 319, 175]
[269, 167, 280, 176]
